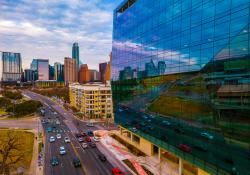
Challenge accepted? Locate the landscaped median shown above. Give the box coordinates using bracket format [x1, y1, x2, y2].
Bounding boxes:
[0, 128, 34, 174]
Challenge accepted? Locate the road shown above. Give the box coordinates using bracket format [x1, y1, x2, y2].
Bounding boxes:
[23, 90, 131, 175]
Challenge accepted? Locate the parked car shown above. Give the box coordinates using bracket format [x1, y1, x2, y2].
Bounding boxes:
[51, 156, 59, 166]
[49, 136, 55, 143]
[64, 137, 70, 143]
[82, 143, 88, 149]
[200, 132, 214, 140]
[59, 146, 66, 155]
[98, 154, 106, 161]
[112, 168, 125, 175]
[85, 136, 91, 142]
[178, 144, 191, 153]
[56, 134, 61, 139]
[72, 158, 81, 167]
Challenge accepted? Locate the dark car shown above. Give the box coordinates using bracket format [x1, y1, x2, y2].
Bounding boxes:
[87, 130, 94, 136]
[75, 133, 82, 138]
[81, 132, 87, 137]
[194, 145, 208, 152]
[174, 128, 184, 134]
[98, 154, 107, 161]
[72, 158, 81, 167]
[178, 144, 192, 153]
[51, 156, 59, 166]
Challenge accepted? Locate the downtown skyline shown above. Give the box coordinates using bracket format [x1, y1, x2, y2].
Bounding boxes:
[0, 0, 121, 71]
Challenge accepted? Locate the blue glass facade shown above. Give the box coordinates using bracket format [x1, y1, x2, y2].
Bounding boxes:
[112, 0, 250, 174]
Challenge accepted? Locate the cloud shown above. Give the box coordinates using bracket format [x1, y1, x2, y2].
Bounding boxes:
[0, 0, 121, 71]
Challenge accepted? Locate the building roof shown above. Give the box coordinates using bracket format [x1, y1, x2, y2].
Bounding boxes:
[69, 83, 111, 90]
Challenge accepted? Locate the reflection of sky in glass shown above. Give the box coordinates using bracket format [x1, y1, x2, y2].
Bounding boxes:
[112, 0, 249, 80]
[38, 60, 49, 80]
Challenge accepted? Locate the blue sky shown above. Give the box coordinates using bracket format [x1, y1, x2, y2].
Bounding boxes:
[0, 0, 121, 70]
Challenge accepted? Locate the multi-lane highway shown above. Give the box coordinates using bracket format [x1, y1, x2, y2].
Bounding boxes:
[23, 90, 131, 175]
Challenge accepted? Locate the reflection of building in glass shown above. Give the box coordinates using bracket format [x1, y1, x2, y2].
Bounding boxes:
[99, 62, 108, 82]
[54, 62, 64, 82]
[112, 0, 250, 175]
[72, 42, 79, 69]
[78, 64, 89, 84]
[69, 84, 113, 119]
[49, 65, 55, 80]
[2, 52, 22, 82]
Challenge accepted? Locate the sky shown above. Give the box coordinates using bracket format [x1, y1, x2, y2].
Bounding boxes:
[0, 0, 121, 70]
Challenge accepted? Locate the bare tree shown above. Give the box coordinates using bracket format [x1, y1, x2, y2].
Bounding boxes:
[0, 131, 25, 175]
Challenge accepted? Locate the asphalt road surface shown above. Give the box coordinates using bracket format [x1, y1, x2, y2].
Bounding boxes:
[23, 90, 131, 175]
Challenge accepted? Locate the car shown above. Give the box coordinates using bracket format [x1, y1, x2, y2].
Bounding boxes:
[112, 167, 125, 175]
[72, 158, 81, 167]
[85, 136, 91, 142]
[118, 108, 123, 112]
[64, 137, 70, 143]
[53, 112, 57, 115]
[56, 134, 61, 139]
[131, 127, 137, 132]
[49, 136, 55, 142]
[81, 143, 88, 149]
[93, 137, 100, 142]
[90, 142, 96, 148]
[59, 146, 66, 155]
[75, 133, 82, 138]
[174, 128, 184, 134]
[98, 154, 106, 161]
[52, 125, 56, 129]
[162, 120, 171, 126]
[178, 144, 191, 153]
[47, 127, 52, 132]
[56, 120, 60, 125]
[87, 130, 94, 136]
[200, 132, 214, 140]
[51, 156, 59, 166]
[78, 137, 84, 143]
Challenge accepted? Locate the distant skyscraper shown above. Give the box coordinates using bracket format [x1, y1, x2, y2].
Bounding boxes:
[79, 64, 89, 84]
[24, 69, 34, 82]
[89, 70, 100, 82]
[99, 62, 107, 82]
[30, 59, 49, 81]
[54, 62, 64, 82]
[72, 43, 79, 68]
[1, 52, 22, 82]
[64, 57, 77, 84]
[103, 52, 112, 83]
[49, 65, 55, 80]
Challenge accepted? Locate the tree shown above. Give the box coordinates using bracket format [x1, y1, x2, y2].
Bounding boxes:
[0, 97, 11, 109]
[0, 132, 26, 175]
[2, 91, 23, 100]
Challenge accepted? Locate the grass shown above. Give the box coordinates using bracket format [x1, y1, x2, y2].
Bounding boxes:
[148, 96, 212, 120]
[0, 129, 34, 172]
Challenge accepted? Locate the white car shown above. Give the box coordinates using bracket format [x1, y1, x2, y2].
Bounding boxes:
[93, 137, 100, 142]
[82, 143, 88, 149]
[56, 120, 60, 125]
[53, 112, 57, 115]
[200, 132, 214, 140]
[86, 122, 94, 127]
[49, 136, 55, 142]
[59, 146, 66, 155]
[64, 137, 70, 143]
[56, 134, 61, 139]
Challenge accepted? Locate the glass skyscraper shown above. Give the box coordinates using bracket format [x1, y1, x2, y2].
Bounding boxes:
[30, 59, 49, 81]
[112, 0, 250, 175]
[2, 52, 22, 82]
[72, 42, 80, 68]
[54, 62, 64, 82]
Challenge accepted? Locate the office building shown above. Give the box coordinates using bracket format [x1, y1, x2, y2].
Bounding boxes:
[78, 64, 89, 84]
[69, 84, 113, 119]
[30, 59, 49, 81]
[72, 43, 80, 68]
[99, 62, 107, 82]
[112, 0, 250, 175]
[49, 65, 55, 80]
[24, 69, 34, 82]
[1, 52, 22, 82]
[103, 52, 112, 83]
[54, 62, 64, 82]
[35, 80, 64, 88]
[64, 57, 77, 84]
[89, 70, 100, 82]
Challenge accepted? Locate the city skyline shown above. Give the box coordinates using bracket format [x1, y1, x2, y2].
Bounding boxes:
[0, 0, 121, 71]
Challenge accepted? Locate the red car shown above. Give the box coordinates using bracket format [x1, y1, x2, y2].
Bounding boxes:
[112, 168, 125, 175]
[178, 144, 191, 153]
[85, 136, 91, 142]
